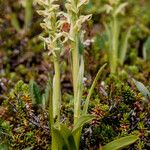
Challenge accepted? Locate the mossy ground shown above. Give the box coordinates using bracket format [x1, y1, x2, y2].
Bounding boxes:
[0, 0, 150, 150]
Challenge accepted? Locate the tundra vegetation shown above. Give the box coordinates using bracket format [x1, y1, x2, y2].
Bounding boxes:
[0, 0, 150, 150]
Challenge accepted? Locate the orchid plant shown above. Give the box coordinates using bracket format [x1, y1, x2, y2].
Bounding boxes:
[104, 0, 133, 73]
[36, 0, 138, 149]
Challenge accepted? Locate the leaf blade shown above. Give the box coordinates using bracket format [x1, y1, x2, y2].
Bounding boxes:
[72, 115, 95, 134]
[133, 79, 150, 100]
[102, 135, 139, 150]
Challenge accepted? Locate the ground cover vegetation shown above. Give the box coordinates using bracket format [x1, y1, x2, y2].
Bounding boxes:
[0, 0, 150, 149]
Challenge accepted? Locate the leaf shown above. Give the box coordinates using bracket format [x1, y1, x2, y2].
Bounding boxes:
[42, 79, 52, 108]
[25, 0, 33, 29]
[52, 127, 67, 150]
[52, 125, 77, 150]
[102, 135, 139, 150]
[29, 80, 42, 105]
[83, 63, 107, 115]
[143, 36, 150, 61]
[72, 114, 95, 149]
[60, 125, 77, 150]
[10, 13, 21, 32]
[0, 143, 8, 150]
[72, 115, 95, 134]
[119, 26, 133, 65]
[133, 79, 150, 100]
[78, 38, 84, 55]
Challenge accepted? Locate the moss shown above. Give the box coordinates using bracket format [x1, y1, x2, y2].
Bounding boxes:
[15, 64, 28, 75]
[121, 85, 136, 105]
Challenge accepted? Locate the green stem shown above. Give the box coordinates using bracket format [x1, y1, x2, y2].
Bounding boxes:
[70, 8, 81, 124]
[72, 36, 80, 125]
[53, 57, 61, 125]
[111, 16, 119, 73]
[48, 78, 58, 150]
[25, 0, 33, 30]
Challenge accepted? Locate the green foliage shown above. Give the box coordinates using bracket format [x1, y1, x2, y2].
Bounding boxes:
[29, 79, 52, 107]
[25, 0, 33, 29]
[122, 85, 136, 104]
[143, 36, 150, 62]
[83, 63, 107, 115]
[133, 79, 150, 101]
[10, 13, 21, 32]
[42, 79, 52, 108]
[119, 27, 133, 65]
[0, 143, 8, 150]
[104, 1, 133, 73]
[29, 80, 42, 105]
[14, 80, 29, 93]
[52, 115, 95, 150]
[10, 0, 33, 31]
[52, 125, 77, 150]
[102, 135, 139, 150]
[72, 115, 95, 134]
[2, 0, 149, 149]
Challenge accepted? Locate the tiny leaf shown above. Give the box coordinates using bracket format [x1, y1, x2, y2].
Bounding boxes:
[133, 79, 150, 100]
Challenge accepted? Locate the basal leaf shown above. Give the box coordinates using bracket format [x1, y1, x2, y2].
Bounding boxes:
[102, 135, 139, 150]
[52, 125, 77, 150]
[60, 125, 77, 150]
[72, 115, 95, 134]
[52, 126, 67, 150]
[83, 63, 107, 115]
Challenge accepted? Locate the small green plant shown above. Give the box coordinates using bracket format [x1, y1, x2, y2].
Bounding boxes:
[65, 0, 92, 124]
[36, 0, 106, 149]
[133, 79, 150, 102]
[104, 1, 133, 73]
[35, 0, 139, 149]
[29, 79, 51, 108]
[11, 0, 33, 32]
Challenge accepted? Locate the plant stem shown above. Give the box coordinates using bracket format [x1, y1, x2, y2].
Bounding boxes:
[48, 77, 58, 150]
[72, 37, 81, 124]
[25, 0, 33, 30]
[53, 57, 61, 124]
[69, 1, 81, 124]
[111, 16, 119, 73]
[72, 39, 79, 98]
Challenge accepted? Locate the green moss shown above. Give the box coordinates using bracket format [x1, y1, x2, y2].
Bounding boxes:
[122, 85, 136, 104]
[15, 65, 28, 75]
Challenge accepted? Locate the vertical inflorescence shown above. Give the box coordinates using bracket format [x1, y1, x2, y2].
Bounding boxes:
[37, 0, 68, 124]
[65, 0, 91, 124]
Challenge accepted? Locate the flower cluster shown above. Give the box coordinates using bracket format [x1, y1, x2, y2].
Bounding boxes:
[36, 0, 68, 57]
[65, 0, 92, 42]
